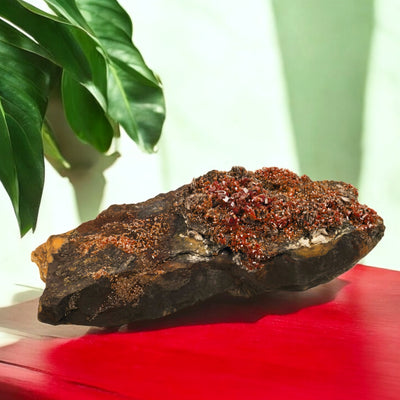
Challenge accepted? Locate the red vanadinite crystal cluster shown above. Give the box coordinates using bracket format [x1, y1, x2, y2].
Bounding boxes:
[187, 167, 380, 269]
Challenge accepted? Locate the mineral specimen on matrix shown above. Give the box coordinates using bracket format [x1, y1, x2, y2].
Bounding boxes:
[32, 167, 385, 327]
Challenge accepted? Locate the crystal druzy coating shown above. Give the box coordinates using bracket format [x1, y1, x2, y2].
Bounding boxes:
[186, 167, 381, 269]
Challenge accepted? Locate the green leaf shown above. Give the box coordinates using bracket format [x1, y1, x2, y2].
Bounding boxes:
[66, 26, 108, 110]
[0, 0, 92, 85]
[40, 0, 91, 31]
[0, 42, 54, 235]
[43, 0, 166, 152]
[62, 70, 114, 153]
[0, 0, 108, 111]
[0, 17, 51, 60]
[0, 100, 18, 211]
[76, 0, 165, 151]
[106, 59, 165, 151]
[76, 0, 159, 84]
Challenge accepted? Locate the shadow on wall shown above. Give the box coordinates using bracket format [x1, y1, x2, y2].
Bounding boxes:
[272, 0, 374, 186]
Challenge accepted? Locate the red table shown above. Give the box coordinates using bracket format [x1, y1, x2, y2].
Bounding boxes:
[0, 264, 399, 400]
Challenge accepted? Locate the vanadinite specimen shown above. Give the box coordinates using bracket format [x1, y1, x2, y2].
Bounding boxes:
[32, 167, 385, 326]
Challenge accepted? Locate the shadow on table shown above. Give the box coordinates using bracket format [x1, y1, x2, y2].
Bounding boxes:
[122, 277, 349, 333]
[0, 277, 348, 339]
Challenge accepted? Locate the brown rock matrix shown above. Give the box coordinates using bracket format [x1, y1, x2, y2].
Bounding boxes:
[32, 167, 384, 327]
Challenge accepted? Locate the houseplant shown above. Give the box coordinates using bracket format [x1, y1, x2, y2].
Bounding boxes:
[0, 0, 165, 236]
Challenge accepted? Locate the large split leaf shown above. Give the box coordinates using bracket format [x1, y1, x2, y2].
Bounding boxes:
[1, 0, 165, 151]
[44, 0, 166, 152]
[0, 43, 55, 235]
[0, 0, 166, 235]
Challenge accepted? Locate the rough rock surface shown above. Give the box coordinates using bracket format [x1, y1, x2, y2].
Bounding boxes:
[32, 167, 385, 326]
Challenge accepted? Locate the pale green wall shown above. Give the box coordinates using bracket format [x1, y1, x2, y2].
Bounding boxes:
[273, 0, 374, 185]
[138, 0, 299, 191]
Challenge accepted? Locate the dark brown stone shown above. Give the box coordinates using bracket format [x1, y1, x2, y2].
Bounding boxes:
[32, 167, 384, 326]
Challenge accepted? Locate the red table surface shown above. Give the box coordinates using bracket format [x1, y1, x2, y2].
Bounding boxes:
[0, 264, 399, 400]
